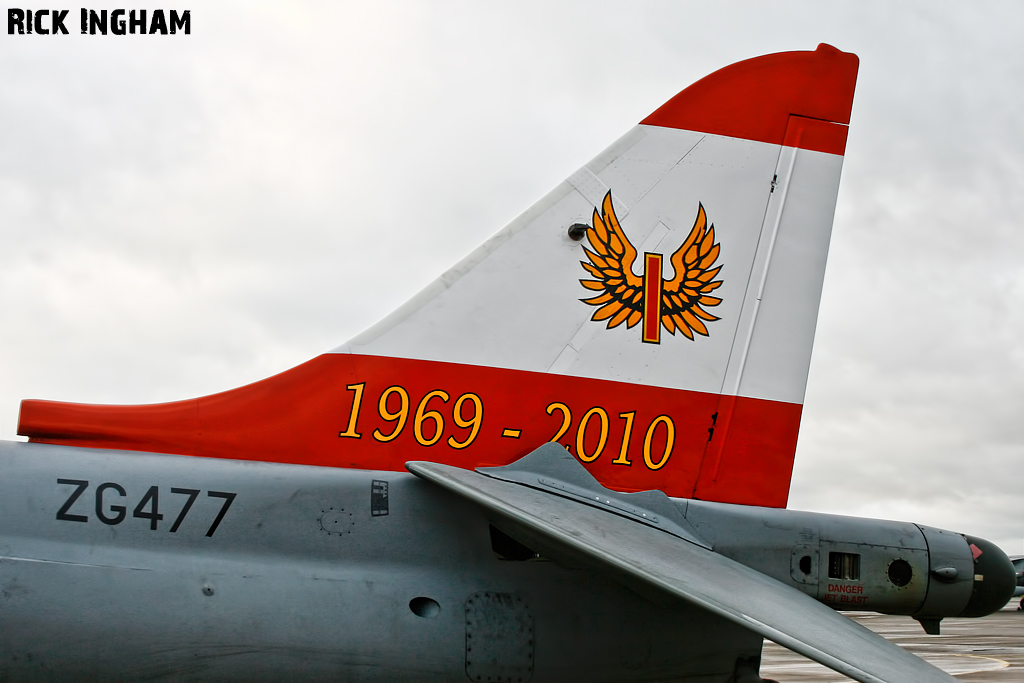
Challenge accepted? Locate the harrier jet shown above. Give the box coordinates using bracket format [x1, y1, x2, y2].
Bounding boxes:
[1, 44, 1013, 682]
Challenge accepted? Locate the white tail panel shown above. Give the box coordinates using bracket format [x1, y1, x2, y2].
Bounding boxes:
[339, 122, 843, 407]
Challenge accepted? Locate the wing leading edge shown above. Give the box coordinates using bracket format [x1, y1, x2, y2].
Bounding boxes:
[406, 450, 956, 683]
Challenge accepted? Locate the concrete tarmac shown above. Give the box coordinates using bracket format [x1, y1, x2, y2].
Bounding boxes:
[760, 599, 1024, 681]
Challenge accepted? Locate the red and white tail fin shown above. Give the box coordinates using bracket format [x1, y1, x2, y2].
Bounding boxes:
[19, 45, 859, 508]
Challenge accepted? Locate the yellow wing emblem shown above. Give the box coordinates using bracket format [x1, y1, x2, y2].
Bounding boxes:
[579, 192, 723, 342]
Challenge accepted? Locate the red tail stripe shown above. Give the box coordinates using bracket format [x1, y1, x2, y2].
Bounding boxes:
[19, 354, 801, 508]
[641, 44, 858, 156]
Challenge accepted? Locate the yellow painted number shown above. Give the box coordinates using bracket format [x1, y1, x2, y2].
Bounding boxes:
[643, 415, 675, 470]
[373, 386, 410, 443]
[338, 382, 365, 438]
[413, 390, 450, 447]
[545, 402, 572, 444]
[575, 407, 609, 463]
[611, 411, 635, 465]
[447, 393, 483, 450]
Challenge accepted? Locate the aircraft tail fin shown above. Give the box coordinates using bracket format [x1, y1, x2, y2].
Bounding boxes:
[19, 45, 859, 508]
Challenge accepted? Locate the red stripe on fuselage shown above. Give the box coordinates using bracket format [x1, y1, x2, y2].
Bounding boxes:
[18, 354, 802, 508]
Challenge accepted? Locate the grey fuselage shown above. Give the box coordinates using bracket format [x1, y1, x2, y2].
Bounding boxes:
[0, 441, 1006, 682]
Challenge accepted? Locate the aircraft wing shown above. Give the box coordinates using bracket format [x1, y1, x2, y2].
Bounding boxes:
[406, 458, 957, 683]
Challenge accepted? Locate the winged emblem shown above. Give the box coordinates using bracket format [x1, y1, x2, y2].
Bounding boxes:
[579, 192, 723, 343]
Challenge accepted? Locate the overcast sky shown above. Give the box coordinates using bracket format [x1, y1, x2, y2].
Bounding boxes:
[3, 2, 1024, 552]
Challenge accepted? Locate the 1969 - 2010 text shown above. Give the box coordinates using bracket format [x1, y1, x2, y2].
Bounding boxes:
[337, 382, 677, 471]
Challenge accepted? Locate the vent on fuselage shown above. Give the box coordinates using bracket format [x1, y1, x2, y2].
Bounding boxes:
[828, 552, 861, 581]
[489, 525, 537, 561]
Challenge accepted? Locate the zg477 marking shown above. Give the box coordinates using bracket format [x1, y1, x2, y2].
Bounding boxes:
[56, 479, 236, 537]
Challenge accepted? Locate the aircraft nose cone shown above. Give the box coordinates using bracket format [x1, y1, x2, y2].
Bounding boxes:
[958, 535, 1016, 617]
